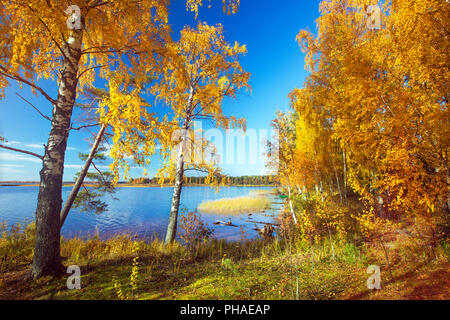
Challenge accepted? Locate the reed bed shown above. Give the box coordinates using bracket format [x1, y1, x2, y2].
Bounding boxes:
[198, 196, 271, 215]
[248, 189, 276, 197]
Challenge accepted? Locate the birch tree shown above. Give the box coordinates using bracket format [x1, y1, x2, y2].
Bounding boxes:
[292, 0, 449, 221]
[267, 111, 299, 224]
[0, 0, 170, 277]
[150, 23, 250, 244]
[0, 0, 243, 278]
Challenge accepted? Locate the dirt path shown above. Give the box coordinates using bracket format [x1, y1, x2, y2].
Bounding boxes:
[345, 261, 449, 300]
[344, 220, 449, 300]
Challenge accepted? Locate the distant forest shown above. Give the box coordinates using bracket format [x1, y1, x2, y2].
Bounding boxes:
[128, 175, 276, 186]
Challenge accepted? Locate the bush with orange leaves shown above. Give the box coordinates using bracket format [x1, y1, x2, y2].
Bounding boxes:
[179, 209, 214, 252]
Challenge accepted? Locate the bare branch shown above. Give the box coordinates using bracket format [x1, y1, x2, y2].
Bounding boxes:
[69, 123, 101, 131]
[0, 66, 56, 104]
[0, 144, 44, 160]
[77, 65, 106, 80]
[82, 183, 92, 196]
[91, 161, 110, 186]
[15, 93, 51, 122]
[81, 44, 139, 56]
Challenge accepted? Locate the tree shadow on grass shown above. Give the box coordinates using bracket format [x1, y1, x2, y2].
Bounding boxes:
[76, 253, 225, 300]
[404, 267, 450, 300]
[1, 238, 272, 300]
[0, 267, 68, 300]
[345, 261, 447, 300]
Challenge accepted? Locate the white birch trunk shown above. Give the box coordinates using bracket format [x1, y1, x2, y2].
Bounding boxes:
[32, 25, 83, 278]
[165, 88, 195, 244]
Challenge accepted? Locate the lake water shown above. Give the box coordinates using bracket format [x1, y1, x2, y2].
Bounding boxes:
[0, 186, 281, 241]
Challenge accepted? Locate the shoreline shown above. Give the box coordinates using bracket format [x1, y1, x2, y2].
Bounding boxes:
[0, 183, 276, 188]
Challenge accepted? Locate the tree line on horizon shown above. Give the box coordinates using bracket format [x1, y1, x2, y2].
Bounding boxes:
[128, 175, 276, 186]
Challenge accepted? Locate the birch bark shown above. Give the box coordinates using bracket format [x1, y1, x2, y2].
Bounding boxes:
[32, 26, 83, 278]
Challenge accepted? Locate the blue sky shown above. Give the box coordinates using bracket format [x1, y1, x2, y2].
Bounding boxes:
[0, 0, 320, 181]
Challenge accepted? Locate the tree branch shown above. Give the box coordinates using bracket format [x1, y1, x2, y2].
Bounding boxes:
[15, 93, 51, 122]
[91, 161, 110, 186]
[69, 123, 101, 131]
[0, 67, 56, 104]
[0, 144, 44, 160]
[77, 65, 106, 80]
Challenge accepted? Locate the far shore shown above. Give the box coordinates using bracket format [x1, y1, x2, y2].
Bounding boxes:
[0, 183, 275, 188]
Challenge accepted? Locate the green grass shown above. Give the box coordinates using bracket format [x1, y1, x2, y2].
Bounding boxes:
[0, 222, 368, 300]
[198, 196, 271, 215]
[1, 220, 448, 300]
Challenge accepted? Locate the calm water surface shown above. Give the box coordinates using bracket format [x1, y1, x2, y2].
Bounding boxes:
[0, 186, 281, 241]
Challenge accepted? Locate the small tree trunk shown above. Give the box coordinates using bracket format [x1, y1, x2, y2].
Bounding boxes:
[165, 86, 195, 244]
[32, 26, 83, 278]
[283, 162, 297, 225]
[343, 151, 347, 201]
[165, 140, 185, 244]
[446, 164, 450, 213]
[376, 192, 385, 219]
[287, 184, 297, 225]
[60, 124, 107, 227]
[330, 151, 343, 204]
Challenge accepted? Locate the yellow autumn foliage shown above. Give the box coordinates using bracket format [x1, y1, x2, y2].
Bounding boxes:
[291, 0, 449, 219]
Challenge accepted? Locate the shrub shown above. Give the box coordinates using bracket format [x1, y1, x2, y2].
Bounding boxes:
[0, 221, 35, 272]
[112, 241, 141, 300]
[179, 209, 214, 252]
[291, 194, 360, 244]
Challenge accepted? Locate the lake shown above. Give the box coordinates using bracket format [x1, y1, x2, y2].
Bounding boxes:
[0, 186, 281, 241]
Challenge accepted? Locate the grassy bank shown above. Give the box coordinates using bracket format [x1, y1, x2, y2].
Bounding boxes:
[198, 196, 272, 215]
[0, 220, 448, 300]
